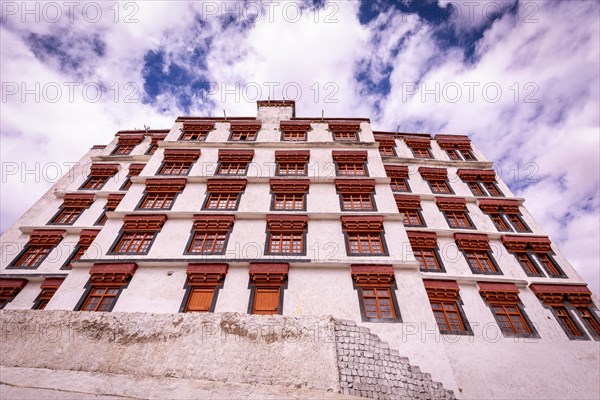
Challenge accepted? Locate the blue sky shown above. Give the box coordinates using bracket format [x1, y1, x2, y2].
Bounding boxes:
[1, 0, 599, 293]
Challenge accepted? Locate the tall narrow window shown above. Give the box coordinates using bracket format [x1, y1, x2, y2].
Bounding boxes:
[229, 121, 261, 141]
[395, 195, 425, 227]
[157, 149, 200, 176]
[95, 194, 124, 226]
[384, 165, 411, 193]
[503, 236, 566, 278]
[216, 149, 254, 176]
[458, 169, 504, 197]
[203, 179, 246, 211]
[275, 150, 310, 176]
[180, 121, 214, 141]
[435, 135, 477, 161]
[9, 230, 65, 269]
[419, 167, 453, 195]
[342, 216, 387, 256]
[49, 193, 94, 225]
[455, 233, 501, 274]
[110, 214, 167, 255]
[265, 215, 307, 255]
[62, 229, 100, 270]
[408, 231, 444, 272]
[424, 280, 470, 334]
[181, 263, 228, 313]
[404, 136, 433, 159]
[332, 151, 368, 177]
[77, 263, 137, 312]
[280, 121, 310, 141]
[351, 264, 401, 322]
[270, 179, 309, 211]
[336, 179, 376, 211]
[248, 263, 289, 315]
[578, 308, 600, 338]
[436, 197, 475, 229]
[80, 164, 119, 190]
[374, 134, 396, 156]
[186, 215, 234, 255]
[138, 178, 186, 210]
[120, 163, 145, 190]
[479, 282, 535, 337]
[33, 277, 65, 310]
[553, 307, 584, 337]
[330, 122, 360, 142]
[0, 278, 28, 309]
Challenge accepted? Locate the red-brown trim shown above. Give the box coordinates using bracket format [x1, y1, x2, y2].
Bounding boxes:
[436, 197, 467, 211]
[90, 163, 119, 177]
[280, 121, 311, 133]
[163, 149, 201, 162]
[182, 121, 215, 133]
[530, 284, 592, 306]
[329, 122, 361, 133]
[192, 214, 235, 231]
[218, 149, 255, 163]
[479, 282, 520, 304]
[40, 277, 65, 290]
[423, 279, 460, 299]
[117, 134, 144, 145]
[78, 229, 100, 247]
[267, 215, 308, 232]
[454, 233, 490, 250]
[334, 179, 376, 193]
[274, 150, 310, 162]
[62, 193, 95, 208]
[478, 199, 520, 214]
[249, 262, 289, 285]
[419, 167, 448, 180]
[230, 121, 262, 133]
[89, 262, 138, 286]
[269, 179, 310, 193]
[351, 264, 394, 285]
[206, 179, 247, 193]
[457, 169, 496, 182]
[145, 178, 187, 193]
[106, 194, 125, 210]
[341, 216, 384, 232]
[384, 165, 409, 178]
[407, 231, 437, 248]
[127, 164, 146, 177]
[0, 278, 28, 300]
[404, 137, 431, 149]
[29, 230, 66, 246]
[332, 151, 368, 162]
[502, 235, 552, 252]
[186, 263, 228, 286]
[394, 194, 421, 209]
[122, 214, 168, 231]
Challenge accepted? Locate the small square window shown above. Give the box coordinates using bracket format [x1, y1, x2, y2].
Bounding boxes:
[337, 162, 367, 176]
[431, 301, 469, 333]
[204, 193, 240, 210]
[276, 162, 307, 176]
[112, 232, 155, 254]
[158, 162, 191, 176]
[491, 304, 533, 336]
[444, 210, 474, 229]
[411, 148, 433, 159]
[81, 176, 108, 190]
[341, 193, 375, 211]
[80, 287, 120, 311]
[465, 250, 499, 274]
[390, 177, 410, 192]
[13, 246, 51, 268]
[217, 162, 248, 175]
[51, 208, 83, 225]
[188, 232, 228, 254]
[273, 193, 305, 210]
[112, 144, 134, 155]
[347, 233, 385, 255]
[428, 180, 452, 194]
[333, 131, 358, 141]
[139, 192, 176, 210]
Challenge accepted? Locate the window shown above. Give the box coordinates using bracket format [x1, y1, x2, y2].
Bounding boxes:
[502, 236, 566, 278]
[492, 304, 533, 335]
[436, 198, 475, 229]
[336, 179, 376, 212]
[187, 215, 234, 255]
[479, 199, 530, 233]
[430, 180, 453, 194]
[110, 214, 167, 255]
[436, 135, 477, 161]
[248, 263, 288, 315]
[424, 280, 470, 334]
[62, 229, 100, 270]
[342, 216, 387, 256]
[112, 134, 143, 156]
[395, 195, 425, 227]
[76, 262, 137, 312]
[333, 151, 368, 177]
[49, 193, 94, 225]
[379, 146, 396, 156]
[432, 302, 467, 332]
[531, 284, 596, 340]
[180, 122, 214, 141]
[33, 277, 64, 310]
[273, 193, 304, 210]
[351, 265, 401, 322]
[138, 178, 186, 211]
[203, 179, 246, 211]
[445, 211, 474, 228]
[375, 134, 397, 157]
[266, 215, 307, 255]
[408, 232, 444, 272]
[120, 163, 145, 190]
[216, 150, 254, 176]
[330, 122, 360, 142]
[157, 149, 200, 176]
[479, 282, 535, 337]
[9, 230, 64, 269]
[146, 133, 166, 155]
[419, 167, 453, 195]
[270, 179, 309, 211]
[385, 165, 410, 193]
[112, 144, 134, 155]
[182, 263, 228, 313]
[0, 279, 28, 309]
[458, 169, 504, 197]
[405, 137, 433, 159]
[578, 308, 600, 337]
[95, 194, 124, 226]
[280, 121, 310, 141]
[80, 164, 119, 190]
[455, 233, 501, 274]
[229, 121, 261, 141]
[275, 151, 310, 176]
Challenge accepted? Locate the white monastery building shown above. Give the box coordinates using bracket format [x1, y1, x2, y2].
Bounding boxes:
[1, 100, 598, 399]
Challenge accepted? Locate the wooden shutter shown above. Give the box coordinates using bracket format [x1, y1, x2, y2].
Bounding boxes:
[187, 288, 215, 312]
[253, 288, 281, 314]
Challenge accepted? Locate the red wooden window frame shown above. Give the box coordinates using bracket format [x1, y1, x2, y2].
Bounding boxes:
[351, 265, 398, 321]
[516, 253, 542, 276]
[465, 251, 497, 273]
[553, 307, 583, 337]
[159, 150, 200, 175]
[204, 179, 246, 210]
[419, 167, 451, 194]
[277, 162, 306, 176]
[51, 193, 94, 225]
[0, 279, 28, 308]
[217, 162, 247, 175]
[437, 198, 473, 229]
[429, 180, 452, 194]
[205, 193, 239, 210]
[455, 233, 498, 273]
[81, 287, 121, 311]
[333, 151, 368, 177]
[390, 177, 409, 192]
[78, 263, 137, 312]
[114, 232, 155, 253]
[82, 164, 119, 190]
[180, 122, 214, 141]
[159, 162, 191, 175]
[12, 230, 65, 268]
[361, 287, 396, 318]
[14, 246, 51, 268]
[330, 122, 360, 142]
[408, 231, 442, 271]
[479, 282, 533, 336]
[184, 263, 227, 312]
[395, 195, 424, 227]
[280, 121, 310, 141]
[270, 179, 309, 211]
[81, 176, 108, 189]
[458, 169, 503, 197]
[385, 166, 410, 192]
[112, 134, 143, 156]
[337, 162, 367, 176]
[578, 308, 600, 336]
[112, 144, 134, 155]
[333, 131, 358, 141]
[187, 215, 234, 255]
[33, 277, 65, 310]
[336, 179, 376, 211]
[503, 236, 563, 278]
[229, 121, 261, 141]
[342, 216, 386, 255]
[217, 150, 254, 176]
[273, 193, 305, 210]
[275, 151, 309, 176]
[412, 148, 432, 159]
[266, 216, 307, 255]
[425, 279, 469, 334]
[341, 193, 374, 210]
[112, 215, 166, 254]
[140, 192, 176, 209]
[445, 210, 473, 228]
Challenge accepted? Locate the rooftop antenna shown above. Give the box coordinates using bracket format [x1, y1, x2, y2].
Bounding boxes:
[321, 109, 324, 121]
[143, 125, 150, 134]
[396, 125, 400, 136]
[268, 96, 271, 104]
[223, 109, 227, 120]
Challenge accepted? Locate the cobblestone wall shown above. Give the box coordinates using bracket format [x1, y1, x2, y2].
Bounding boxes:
[334, 320, 455, 400]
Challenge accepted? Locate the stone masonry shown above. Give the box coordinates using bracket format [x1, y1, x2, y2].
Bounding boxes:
[0, 310, 455, 399]
[334, 320, 455, 400]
